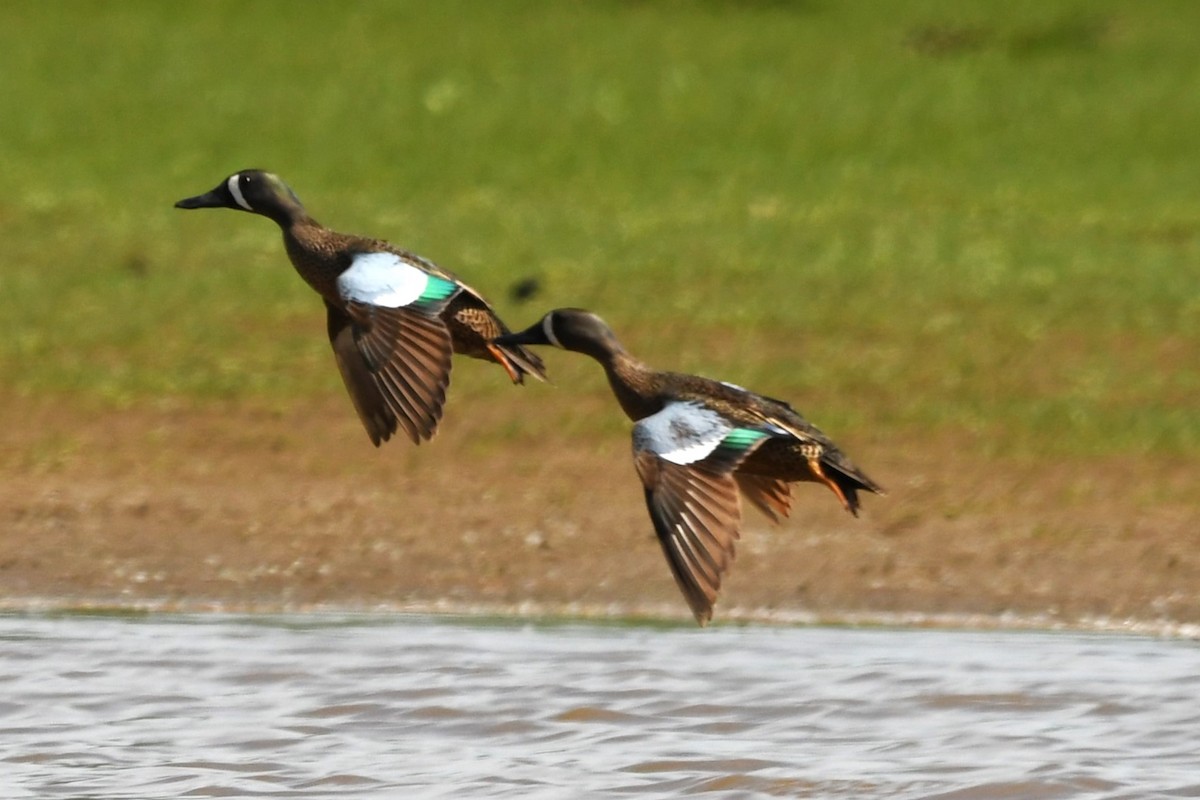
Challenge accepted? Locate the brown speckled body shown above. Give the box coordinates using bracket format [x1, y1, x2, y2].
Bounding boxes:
[602, 349, 874, 492]
[282, 219, 520, 366]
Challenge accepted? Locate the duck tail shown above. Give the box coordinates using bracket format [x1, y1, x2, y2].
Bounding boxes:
[816, 453, 885, 517]
[486, 341, 548, 384]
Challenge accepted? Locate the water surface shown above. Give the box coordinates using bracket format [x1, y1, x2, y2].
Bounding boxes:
[1, 614, 1197, 798]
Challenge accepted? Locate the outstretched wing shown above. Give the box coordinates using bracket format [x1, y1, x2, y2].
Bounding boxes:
[632, 402, 771, 624]
[327, 252, 460, 445]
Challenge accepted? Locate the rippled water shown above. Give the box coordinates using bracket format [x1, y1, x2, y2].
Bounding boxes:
[2, 614, 1198, 798]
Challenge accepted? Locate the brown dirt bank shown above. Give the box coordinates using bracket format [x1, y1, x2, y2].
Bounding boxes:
[2, 394, 1197, 629]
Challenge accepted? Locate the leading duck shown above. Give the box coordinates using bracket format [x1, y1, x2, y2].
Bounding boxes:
[495, 308, 883, 625]
[175, 170, 545, 446]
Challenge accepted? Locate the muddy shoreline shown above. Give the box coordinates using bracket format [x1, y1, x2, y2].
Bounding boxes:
[3, 396, 1197, 630]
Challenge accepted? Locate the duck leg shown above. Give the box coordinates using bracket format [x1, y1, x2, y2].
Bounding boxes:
[808, 457, 855, 515]
[486, 342, 522, 383]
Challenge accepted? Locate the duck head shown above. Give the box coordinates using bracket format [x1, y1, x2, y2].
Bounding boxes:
[495, 308, 627, 361]
[175, 170, 306, 225]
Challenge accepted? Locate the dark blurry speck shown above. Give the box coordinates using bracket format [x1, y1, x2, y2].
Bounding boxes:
[124, 253, 149, 277]
[509, 277, 541, 303]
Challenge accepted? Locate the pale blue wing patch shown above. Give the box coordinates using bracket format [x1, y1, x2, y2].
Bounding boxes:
[338, 252, 458, 310]
[635, 401, 774, 472]
[633, 402, 733, 465]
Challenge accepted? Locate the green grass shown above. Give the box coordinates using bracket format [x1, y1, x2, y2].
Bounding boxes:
[1, 0, 1197, 457]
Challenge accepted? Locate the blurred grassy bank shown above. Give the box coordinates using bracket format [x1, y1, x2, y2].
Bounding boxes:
[1, 0, 1197, 459]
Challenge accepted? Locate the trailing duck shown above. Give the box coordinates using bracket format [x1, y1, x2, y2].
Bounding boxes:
[495, 308, 882, 625]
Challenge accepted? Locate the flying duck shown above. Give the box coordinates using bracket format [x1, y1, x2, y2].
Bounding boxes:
[175, 170, 545, 445]
[495, 308, 882, 624]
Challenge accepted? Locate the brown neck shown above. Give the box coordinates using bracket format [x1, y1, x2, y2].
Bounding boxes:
[261, 193, 315, 229]
[281, 219, 345, 301]
[602, 352, 664, 422]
